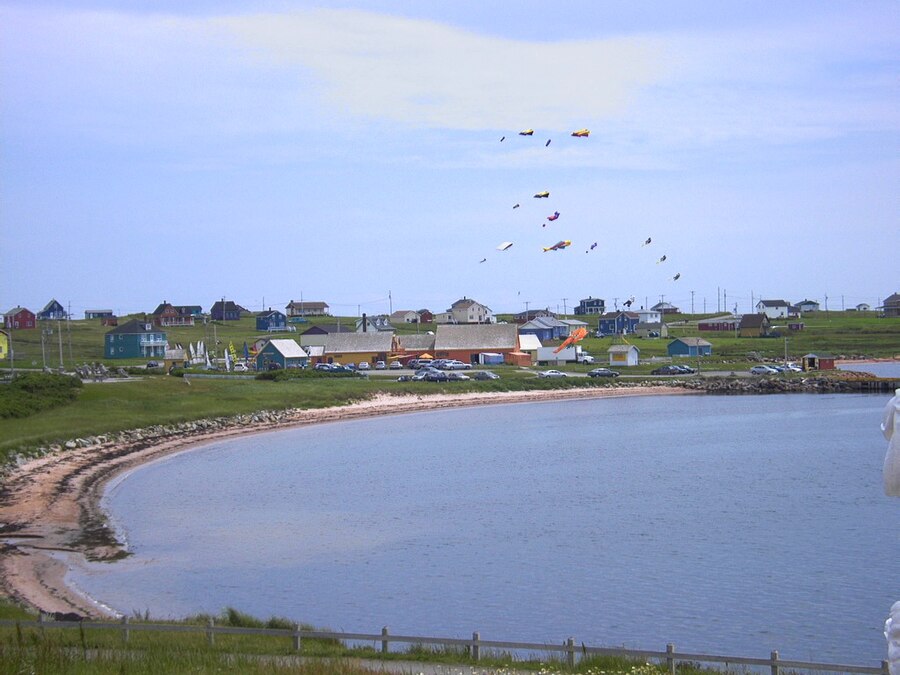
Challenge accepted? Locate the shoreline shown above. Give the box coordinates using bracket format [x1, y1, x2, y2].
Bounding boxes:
[0, 386, 690, 619]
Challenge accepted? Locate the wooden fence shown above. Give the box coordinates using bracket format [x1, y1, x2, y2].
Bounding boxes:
[1, 617, 889, 675]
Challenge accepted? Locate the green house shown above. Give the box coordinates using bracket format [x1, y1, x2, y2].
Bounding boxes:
[105, 319, 167, 359]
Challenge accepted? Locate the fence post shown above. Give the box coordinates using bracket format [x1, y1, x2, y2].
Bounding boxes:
[38, 613, 45, 636]
[381, 626, 389, 654]
[293, 623, 301, 652]
[666, 643, 676, 675]
[207, 617, 215, 646]
[770, 650, 779, 675]
[472, 631, 480, 661]
[567, 637, 576, 669]
[883, 660, 891, 675]
[121, 616, 129, 643]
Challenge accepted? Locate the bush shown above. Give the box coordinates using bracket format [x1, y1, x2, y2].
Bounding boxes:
[0, 372, 83, 418]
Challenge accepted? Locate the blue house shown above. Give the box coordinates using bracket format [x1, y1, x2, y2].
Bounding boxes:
[256, 309, 288, 332]
[256, 339, 308, 370]
[575, 297, 606, 316]
[37, 299, 67, 320]
[667, 337, 712, 358]
[519, 316, 569, 342]
[597, 312, 640, 336]
[105, 319, 167, 359]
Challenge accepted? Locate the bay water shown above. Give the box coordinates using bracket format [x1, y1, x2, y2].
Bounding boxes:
[70, 393, 898, 664]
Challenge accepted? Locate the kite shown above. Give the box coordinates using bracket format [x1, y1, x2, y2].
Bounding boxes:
[513, 203, 520, 209]
[656, 254, 667, 264]
[547, 211, 560, 222]
[519, 129, 534, 136]
[479, 258, 487, 263]
[672, 273, 681, 281]
[500, 136, 505, 142]
[545, 139, 551, 147]
[542, 240, 571, 251]
[554, 327, 588, 353]
[624, 296, 635, 308]
[497, 242, 513, 251]
[586, 242, 598, 253]
[571, 128, 590, 137]
[534, 191, 550, 198]
[642, 237, 652, 246]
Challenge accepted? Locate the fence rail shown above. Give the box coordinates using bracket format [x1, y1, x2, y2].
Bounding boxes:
[1, 617, 888, 675]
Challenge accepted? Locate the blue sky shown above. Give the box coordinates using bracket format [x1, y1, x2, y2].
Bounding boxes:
[2, 1, 897, 318]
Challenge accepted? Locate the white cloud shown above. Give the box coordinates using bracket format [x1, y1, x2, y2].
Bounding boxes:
[218, 9, 666, 131]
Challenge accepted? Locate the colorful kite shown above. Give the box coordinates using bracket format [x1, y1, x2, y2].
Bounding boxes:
[534, 191, 550, 198]
[547, 211, 560, 222]
[519, 129, 534, 136]
[642, 237, 652, 246]
[553, 327, 588, 353]
[571, 128, 590, 137]
[542, 240, 571, 251]
[672, 273, 681, 281]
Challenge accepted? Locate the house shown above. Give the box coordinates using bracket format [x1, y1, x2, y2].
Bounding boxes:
[256, 339, 309, 370]
[575, 297, 605, 316]
[173, 305, 203, 317]
[210, 300, 245, 321]
[518, 316, 569, 342]
[256, 309, 288, 332]
[433, 323, 528, 365]
[699, 318, 739, 331]
[85, 309, 114, 320]
[516, 333, 542, 363]
[739, 313, 770, 337]
[286, 300, 330, 318]
[650, 301, 679, 315]
[795, 299, 820, 313]
[389, 310, 420, 324]
[559, 319, 589, 334]
[608, 344, 640, 367]
[855, 303, 871, 312]
[104, 319, 167, 359]
[416, 309, 434, 323]
[438, 297, 495, 324]
[356, 314, 394, 332]
[394, 333, 436, 354]
[882, 293, 900, 318]
[668, 337, 712, 358]
[37, 299, 67, 321]
[801, 353, 835, 371]
[634, 322, 668, 338]
[151, 301, 196, 327]
[299, 323, 353, 348]
[756, 299, 791, 319]
[637, 309, 662, 324]
[324, 331, 394, 366]
[3, 307, 35, 330]
[513, 308, 557, 323]
[0, 329, 8, 360]
[597, 311, 640, 336]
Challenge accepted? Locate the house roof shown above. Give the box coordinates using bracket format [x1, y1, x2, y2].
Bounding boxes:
[395, 334, 436, 351]
[599, 311, 639, 320]
[266, 339, 308, 359]
[301, 324, 352, 335]
[325, 332, 394, 353]
[758, 299, 790, 307]
[520, 316, 567, 330]
[389, 310, 417, 320]
[105, 319, 165, 335]
[739, 313, 768, 328]
[608, 344, 639, 353]
[287, 300, 329, 310]
[211, 300, 246, 313]
[4, 306, 32, 317]
[517, 334, 543, 351]
[434, 324, 517, 350]
[796, 299, 819, 305]
[40, 299, 63, 312]
[559, 319, 588, 327]
[256, 309, 285, 318]
[883, 293, 900, 305]
[151, 302, 175, 315]
[672, 337, 712, 347]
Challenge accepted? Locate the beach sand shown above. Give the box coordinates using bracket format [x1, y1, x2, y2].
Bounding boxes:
[0, 386, 689, 618]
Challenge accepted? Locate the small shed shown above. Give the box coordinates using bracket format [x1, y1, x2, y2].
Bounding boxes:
[667, 337, 712, 358]
[256, 339, 309, 370]
[801, 353, 835, 371]
[608, 344, 640, 367]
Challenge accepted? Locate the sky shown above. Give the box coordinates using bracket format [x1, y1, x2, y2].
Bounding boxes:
[1, 1, 898, 318]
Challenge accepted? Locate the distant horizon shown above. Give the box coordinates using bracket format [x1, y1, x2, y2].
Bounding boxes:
[2, 1, 897, 318]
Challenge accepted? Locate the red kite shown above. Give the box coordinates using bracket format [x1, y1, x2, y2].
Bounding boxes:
[554, 327, 588, 353]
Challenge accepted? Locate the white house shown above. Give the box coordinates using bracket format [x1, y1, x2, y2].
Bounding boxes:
[441, 297, 495, 324]
[795, 299, 820, 313]
[756, 299, 791, 319]
[389, 310, 420, 324]
[637, 309, 662, 324]
[608, 344, 640, 367]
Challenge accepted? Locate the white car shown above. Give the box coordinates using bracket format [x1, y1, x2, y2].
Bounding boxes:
[537, 370, 567, 378]
[750, 365, 778, 375]
[358, 362, 370, 370]
[375, 361, 386, 370]
[389, 361, 402, 370]
[233, 362, 250, 372]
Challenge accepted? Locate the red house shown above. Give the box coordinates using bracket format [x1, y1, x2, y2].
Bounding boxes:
[3, 307, 36, 330]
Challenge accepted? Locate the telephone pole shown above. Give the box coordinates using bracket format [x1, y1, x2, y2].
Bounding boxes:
[690, 290, 695, 315]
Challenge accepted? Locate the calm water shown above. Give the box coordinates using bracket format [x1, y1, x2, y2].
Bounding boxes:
[70, 394, 898, 664]
[837, 362, 900, 378]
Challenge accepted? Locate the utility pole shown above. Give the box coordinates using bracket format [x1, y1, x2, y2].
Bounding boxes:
[613, 297, 618, 311]
[67, 301, 73, 363]
[389, 290, 392, 315]
[724, 289, 727, 314]
[561, 298, 568, 317]
[690, 290, 695, 315]
[524, 301, 530, 321]
[57, 320, 64, 370]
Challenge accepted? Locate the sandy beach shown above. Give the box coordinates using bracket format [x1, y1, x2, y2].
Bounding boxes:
[0, 386, 689, 619]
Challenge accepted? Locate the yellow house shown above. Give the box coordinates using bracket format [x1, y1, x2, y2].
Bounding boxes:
[0, 329, 8, 360]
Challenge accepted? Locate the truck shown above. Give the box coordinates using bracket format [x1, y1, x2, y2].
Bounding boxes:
[536, 346, 593, 365]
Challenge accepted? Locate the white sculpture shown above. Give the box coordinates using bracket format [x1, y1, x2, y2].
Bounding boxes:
[882, 388, 900, 497]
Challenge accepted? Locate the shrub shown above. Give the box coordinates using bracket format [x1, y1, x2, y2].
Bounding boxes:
[0, 372, 83, 419]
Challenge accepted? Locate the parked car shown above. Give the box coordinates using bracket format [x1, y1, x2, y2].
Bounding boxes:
[358, 362, 370, 370]
[397, 374, 413, 382]
[425, 371, 449, 382]
[389, 361, 402, 370]
[472, 371, 500, 380]
[375, 361, 386, 370]
[314, 363, 334, 371]
[750, 365, 779, 375]
[587, 367, 619, 378]
[671, 364, 696, 374]
[411, 371, 430, 381]
[444, 360, 472, 370]
[446, 372, 470, 381]
[537, 370, 567, 378]
[146, 361, 160, 368]
[233, 362, 250, 372]
[650, 365, 682, 375]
